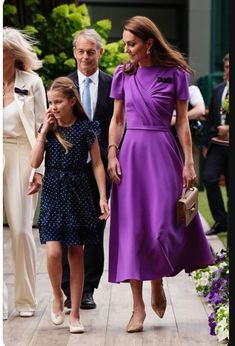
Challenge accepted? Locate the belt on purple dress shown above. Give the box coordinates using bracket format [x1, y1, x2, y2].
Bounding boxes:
[127, 126, 170, 131]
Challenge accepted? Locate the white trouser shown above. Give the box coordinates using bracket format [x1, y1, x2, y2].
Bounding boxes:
[3, 281, 8, 319]
[3, 137, 38, 311]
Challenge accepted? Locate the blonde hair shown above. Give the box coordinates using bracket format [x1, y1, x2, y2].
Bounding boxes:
[3, 26, 42, 71]
[123, 16, 192, 74]
[48, 77, 88, 154]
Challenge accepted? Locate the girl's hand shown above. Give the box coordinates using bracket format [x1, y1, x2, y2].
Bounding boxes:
[99, 198, 110, 220]
[182, 163, 196, 190]
[41, 109, 56, 134]
[107, 156, 122, 185]
[27, 172, 43, 195]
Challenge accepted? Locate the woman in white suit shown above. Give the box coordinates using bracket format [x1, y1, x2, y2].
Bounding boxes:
[3, 27, 47, 318]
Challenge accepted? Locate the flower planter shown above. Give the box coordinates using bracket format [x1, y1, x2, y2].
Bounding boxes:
[193, 250, 229, 344]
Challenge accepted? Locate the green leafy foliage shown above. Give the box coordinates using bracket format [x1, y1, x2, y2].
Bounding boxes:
[3, 4, 17, 16]
[3, 2, 127, 87]
[3, 4, 18, 26]
[24, 25, 39, 35]
[93, 19, 112, 41]
[100, 40, 128, 75]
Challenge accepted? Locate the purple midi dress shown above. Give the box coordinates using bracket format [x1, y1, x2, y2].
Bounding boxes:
[108, 65, 214, 283]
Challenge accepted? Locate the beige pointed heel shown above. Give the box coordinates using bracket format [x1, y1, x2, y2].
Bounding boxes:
[151, 280, 167, 319]
[126, 311, 146, 333]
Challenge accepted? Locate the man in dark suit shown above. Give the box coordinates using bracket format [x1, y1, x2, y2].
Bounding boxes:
[61, 29, 113, 309]
[202, 53, 229, 235]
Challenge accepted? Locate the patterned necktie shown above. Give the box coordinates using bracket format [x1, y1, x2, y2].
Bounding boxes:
[82, 77, 92, 120]
[221, 83, 229, 125]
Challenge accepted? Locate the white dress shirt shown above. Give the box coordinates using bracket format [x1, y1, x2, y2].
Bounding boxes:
[77, 69, 99, 162]
[77, 69, 99, 120]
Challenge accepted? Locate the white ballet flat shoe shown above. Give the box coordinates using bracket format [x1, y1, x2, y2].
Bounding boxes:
[69, 321, 85, 333]
[51, 306, 65, 325]
[19, 311, 34, 317]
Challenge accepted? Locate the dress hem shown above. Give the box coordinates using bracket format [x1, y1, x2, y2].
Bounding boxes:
[108, 261, 215, 284]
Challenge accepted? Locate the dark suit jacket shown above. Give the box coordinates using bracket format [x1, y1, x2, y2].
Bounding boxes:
[203, 82, 226, 147]
[68, 69, 114, 194]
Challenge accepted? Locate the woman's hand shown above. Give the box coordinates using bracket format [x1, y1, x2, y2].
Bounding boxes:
[107, 148, 122, 184]
[99, 197, 110, 220]
[27, 172, 43, 195]
[182, 163, 196, 190]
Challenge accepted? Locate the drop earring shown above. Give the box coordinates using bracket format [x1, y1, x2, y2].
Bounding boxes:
[146, 49, 151, 55]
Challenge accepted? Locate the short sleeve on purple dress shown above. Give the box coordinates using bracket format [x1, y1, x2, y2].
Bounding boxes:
[110, 65, 125, 100]
[108, 65, 214, 284]
[174, 67, 190, 100]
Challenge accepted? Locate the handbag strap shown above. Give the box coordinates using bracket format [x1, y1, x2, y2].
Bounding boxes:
[181, 187, 194, 199]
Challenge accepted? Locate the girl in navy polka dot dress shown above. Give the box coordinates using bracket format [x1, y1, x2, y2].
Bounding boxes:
[30, 77, 109, 333]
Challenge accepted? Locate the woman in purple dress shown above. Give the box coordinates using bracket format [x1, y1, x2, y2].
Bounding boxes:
[107, 16, 214, 333]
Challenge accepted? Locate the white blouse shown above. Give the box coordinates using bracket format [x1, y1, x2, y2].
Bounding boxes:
[3, 100, 27, 138]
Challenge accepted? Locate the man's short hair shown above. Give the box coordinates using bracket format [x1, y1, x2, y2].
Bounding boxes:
[223, 53, 229, 62]
[73, 29, 103, 49]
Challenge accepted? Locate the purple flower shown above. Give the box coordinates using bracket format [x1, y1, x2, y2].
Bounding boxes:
[215, 249, 228, 264]
[195, 249, 229, 340]
[210, 293, 224, 306]
[208, 312, 216, 335]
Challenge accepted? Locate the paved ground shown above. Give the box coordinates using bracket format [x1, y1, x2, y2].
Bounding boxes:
[2, 214, 224, 345]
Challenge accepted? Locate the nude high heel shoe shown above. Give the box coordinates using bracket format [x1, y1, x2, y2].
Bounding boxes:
[151, 280, 167, 319]
[126, 311, 146, 333]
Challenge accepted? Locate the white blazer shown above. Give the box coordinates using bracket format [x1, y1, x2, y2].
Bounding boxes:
[14, 69, 47, 179]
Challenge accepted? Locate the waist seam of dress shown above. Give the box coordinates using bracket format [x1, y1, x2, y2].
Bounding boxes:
[127, 126, 170, 131]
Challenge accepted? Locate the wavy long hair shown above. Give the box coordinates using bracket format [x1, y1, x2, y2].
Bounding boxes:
[3, 27, 42, 71]
[123, 16, 193, 75]
[48, 77, 88, 153]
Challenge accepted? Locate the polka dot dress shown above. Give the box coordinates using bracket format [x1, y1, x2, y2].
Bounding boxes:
[38, 119, 101, 246]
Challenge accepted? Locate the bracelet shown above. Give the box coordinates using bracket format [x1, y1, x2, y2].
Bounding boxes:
[37, 138, 46, 144]
[107, 144, 119, 152]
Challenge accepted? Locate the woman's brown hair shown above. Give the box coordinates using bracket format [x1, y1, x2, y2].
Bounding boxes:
[123, 16, 193, 75]
[48, 77, 88, 153]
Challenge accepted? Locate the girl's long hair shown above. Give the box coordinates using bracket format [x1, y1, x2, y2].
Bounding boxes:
[48, 77, 88, 153]
[123, 16, 193, 75]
